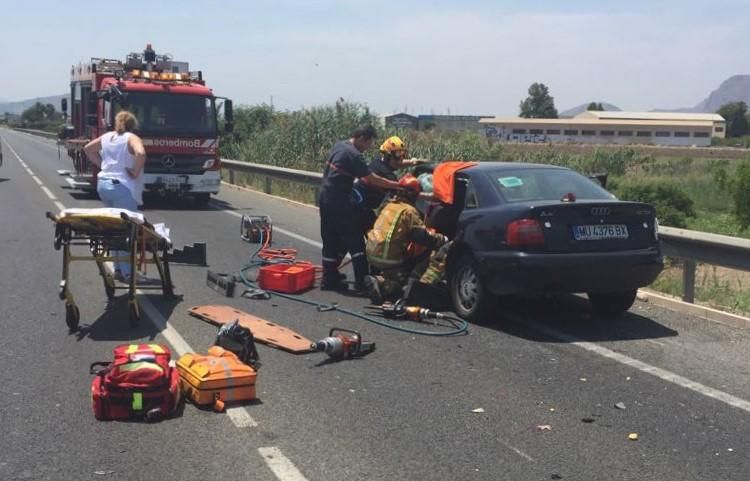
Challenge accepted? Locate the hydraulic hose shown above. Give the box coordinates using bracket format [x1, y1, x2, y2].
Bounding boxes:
[236, 229, 469, 336]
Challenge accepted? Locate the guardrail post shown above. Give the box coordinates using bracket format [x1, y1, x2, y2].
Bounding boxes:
[682, 259, 696, 303]
[228, 168, 235, 185]
[264, 176, 272, 194]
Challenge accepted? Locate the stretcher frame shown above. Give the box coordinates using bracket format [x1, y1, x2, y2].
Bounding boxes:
[47, 210, 174, 330]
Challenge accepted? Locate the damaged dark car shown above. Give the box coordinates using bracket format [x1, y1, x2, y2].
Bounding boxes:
[419, 162, 664, 321]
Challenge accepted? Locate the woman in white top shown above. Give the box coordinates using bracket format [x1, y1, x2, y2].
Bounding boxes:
[84, 111, 147, 281]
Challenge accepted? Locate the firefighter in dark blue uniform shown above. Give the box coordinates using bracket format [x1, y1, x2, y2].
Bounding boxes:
[352, 135, 426, 238]
[319, 125, 403, 291]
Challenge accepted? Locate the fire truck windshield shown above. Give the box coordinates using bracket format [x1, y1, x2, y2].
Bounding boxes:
[114, 92, 217, 136]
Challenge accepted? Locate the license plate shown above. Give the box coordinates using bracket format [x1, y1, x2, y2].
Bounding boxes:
[573, 224, 629, 240]
[158, 175, 188, 190]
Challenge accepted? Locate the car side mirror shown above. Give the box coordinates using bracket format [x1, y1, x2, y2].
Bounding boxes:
[590, 173, 608, 188]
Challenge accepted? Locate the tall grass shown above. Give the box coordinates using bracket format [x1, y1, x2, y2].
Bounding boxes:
[221, 101, 749, 232]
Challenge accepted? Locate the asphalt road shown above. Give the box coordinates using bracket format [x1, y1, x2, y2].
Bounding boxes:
[1, 127, 749, 481]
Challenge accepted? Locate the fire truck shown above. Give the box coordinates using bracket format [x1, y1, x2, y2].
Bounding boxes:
[59, 44, 233, 205]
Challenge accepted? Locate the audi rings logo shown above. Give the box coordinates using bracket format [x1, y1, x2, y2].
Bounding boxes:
[161, 155, 176, 168]
[591, 207, 611, 216]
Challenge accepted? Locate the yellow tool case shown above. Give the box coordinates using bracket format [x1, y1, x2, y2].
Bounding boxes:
[176, 346, 257, 412]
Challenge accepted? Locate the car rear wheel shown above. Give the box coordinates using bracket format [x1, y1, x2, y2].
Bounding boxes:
[450, 255, 493, 321]
[587, 289, 637, 317]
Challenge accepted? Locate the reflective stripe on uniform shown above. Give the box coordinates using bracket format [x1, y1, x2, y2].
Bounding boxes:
[118, 361, 164, 374]
[372, 208, 405, 264]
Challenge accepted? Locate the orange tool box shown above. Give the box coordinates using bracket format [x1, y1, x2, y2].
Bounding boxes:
[258, 263, 315, 293]
[176, 346, 257, 412]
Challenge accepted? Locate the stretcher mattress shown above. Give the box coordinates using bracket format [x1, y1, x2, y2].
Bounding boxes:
[55, 208, 170, 243]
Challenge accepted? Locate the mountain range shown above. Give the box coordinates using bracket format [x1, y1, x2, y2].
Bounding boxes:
[654, 75, 750, 113]
[560, 75, 749, 116]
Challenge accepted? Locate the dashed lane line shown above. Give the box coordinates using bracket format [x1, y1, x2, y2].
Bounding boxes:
[220, 183, 750, 416]
[1, 133, 309, 479]
[258, 447, 309, 481]
[220, 208, 323, 249]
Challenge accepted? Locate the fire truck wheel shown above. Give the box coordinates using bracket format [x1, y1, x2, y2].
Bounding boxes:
[194, 194, 211, 207]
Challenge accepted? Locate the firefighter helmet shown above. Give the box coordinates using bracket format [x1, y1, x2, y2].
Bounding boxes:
[380, 136, 407, 159]
[398, 174, 422, 196]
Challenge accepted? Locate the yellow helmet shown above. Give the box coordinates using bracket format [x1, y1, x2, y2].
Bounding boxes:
[379, 136, 407, 158]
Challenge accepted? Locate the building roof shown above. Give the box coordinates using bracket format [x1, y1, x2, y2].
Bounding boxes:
[576, 111, 725, 122]
[479, 117, 716, 128]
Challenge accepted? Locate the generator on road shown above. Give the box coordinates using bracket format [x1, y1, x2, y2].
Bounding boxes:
[58, 44, 234, 206]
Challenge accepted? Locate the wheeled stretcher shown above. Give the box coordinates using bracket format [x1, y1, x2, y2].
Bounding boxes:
[47, 208, 206, 330]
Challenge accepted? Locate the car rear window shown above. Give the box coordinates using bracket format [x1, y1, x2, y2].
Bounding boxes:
[489, 168, 615, 203]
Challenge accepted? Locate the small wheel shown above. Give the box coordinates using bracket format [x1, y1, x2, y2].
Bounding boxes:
[65, 304, 80, 330]
[104, 277, 116, 299]
[129, 302, 141, 327]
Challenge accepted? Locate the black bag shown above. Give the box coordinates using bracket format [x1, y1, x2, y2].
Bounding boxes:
[215, 320, 261, 370]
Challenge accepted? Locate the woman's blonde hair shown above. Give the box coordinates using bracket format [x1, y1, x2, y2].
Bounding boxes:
[114, 111, 138, 134]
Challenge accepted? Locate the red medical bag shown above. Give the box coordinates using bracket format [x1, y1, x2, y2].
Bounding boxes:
[90, 343, 181, 421]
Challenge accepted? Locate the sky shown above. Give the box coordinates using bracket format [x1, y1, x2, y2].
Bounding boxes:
[0, 0, 748, 115]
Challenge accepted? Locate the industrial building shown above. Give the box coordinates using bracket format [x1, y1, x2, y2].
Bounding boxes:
[385, 113, 492, 132]
[479, 111, 726, 147]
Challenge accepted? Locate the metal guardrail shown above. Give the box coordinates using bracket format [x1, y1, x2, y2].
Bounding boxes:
[221, 158, 750, 305]
[658, 226, 750, 303]
[221, 158, 322, 196]
[11, 127, 750, 307]
[13, 127, 59, 139]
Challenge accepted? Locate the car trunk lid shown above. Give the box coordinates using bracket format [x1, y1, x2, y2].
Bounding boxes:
[528, 201, 657, 252]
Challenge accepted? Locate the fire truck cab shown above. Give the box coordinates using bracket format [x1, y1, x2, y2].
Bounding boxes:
[60, 45, 233, 206]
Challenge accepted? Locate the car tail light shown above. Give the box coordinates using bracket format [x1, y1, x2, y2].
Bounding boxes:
[202, 158, 221, 170]
[506, 219, 545, 247]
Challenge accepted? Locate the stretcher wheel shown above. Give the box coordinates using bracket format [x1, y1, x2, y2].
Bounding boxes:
[129, 302, 141, 327]
[162, 281, 174, 299]
[65, 304, 80, 330]
[104, 277, 116, 299]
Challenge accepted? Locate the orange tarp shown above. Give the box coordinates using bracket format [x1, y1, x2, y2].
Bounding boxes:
[432, 161, 478, 204]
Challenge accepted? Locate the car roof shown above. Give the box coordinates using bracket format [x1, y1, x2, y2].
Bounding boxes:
[463, 161, 570, 172]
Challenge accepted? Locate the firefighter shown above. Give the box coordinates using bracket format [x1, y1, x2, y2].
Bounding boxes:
[363, 174, 449, 305]
[318, 125, 404, 291]
[352, 136, 426, 236]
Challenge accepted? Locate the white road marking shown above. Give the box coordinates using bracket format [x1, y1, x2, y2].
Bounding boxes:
[258, 447, 309, 481]
[4, 132, 264, 428]
[19, 129, 746, 476]
[647, 339, 666, 347]
[7, 130, 313, 478]
[220, 209, 323, 249]
[31, 175, 43, 185]
[221, 174, 750, 415]
[40, 186, 57, 200]
[526, 320, 750, 414]
[226, 407, 259, 428]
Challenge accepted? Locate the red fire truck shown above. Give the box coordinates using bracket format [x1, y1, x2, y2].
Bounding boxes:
[60, 44, 233, 205]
